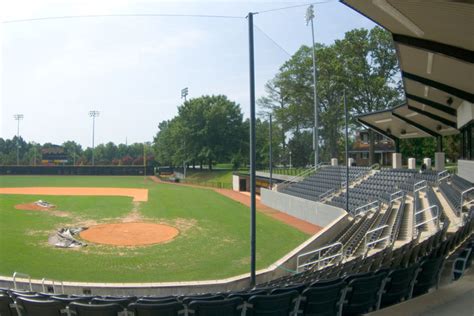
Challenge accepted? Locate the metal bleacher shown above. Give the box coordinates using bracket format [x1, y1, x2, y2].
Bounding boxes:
[280, 166, 370, 202]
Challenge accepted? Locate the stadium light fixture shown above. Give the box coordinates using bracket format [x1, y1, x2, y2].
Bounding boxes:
[13, 114, 24, 165]
[181, 87, 189, 101]
[306, 4, 319, 168]
[89, 110, 100, 166]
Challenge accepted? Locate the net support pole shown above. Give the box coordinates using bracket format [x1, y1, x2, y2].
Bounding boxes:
[248, 11, 257, 287]
[344, 90, 349, 213]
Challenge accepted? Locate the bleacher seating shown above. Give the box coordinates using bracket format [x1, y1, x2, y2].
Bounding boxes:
[281, 166, 370, 202]
[329, 169, 416, 212]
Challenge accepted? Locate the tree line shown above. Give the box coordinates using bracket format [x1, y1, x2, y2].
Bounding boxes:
[0, 137, 156, 166]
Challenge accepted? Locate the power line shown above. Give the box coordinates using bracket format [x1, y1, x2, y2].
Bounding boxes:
[254, 24, 292, 57]
[256, 0, 334, 14]
[2, 13, 244, 24]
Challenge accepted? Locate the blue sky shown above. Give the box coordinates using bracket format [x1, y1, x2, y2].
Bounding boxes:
[0, 0, 375, 147]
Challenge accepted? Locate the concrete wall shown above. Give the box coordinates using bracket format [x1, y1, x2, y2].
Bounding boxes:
[232, 175, 240, 191]
[458, 160, 474, 183]
[260, 188, 346, 227]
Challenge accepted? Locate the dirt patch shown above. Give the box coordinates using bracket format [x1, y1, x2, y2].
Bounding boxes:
[15, 202, 71, 217]
[15, 202, 54, 211]
[80, 222, 179, 246]
[0, 187, 148, 202]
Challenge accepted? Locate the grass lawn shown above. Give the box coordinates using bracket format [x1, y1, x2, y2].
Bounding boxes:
[0, 176, 308, 283]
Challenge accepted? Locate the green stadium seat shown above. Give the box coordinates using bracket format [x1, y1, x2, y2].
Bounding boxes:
[188, 297, 243, 316]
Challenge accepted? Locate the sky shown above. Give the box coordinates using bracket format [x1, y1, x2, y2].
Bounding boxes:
[0, 0, 375, 148]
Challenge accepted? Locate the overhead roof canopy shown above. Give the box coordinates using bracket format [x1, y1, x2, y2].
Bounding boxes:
[342, 0, 474, 140]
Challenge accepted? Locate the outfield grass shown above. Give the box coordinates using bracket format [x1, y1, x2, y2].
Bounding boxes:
[0, 176, 308, 283]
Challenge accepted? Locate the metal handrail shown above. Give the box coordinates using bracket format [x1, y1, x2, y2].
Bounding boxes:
[460, 187, 474, 216]
[414, 180, 427, 193]
[390, 190, 405, 203]
[277, 167, 317, 190]
[296, 242, 343, 272]
[437, 170, 449, 184]
[41, 278, 65, 294]
[13, 272, 32, 291]
[413, 205, 440, 239]
[319, 188, 335, 201]
[364, 225, 390, 255]
[352, 200, 379, 217]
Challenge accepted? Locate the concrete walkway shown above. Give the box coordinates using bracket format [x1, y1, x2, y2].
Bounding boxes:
[367, 268, 474, 316]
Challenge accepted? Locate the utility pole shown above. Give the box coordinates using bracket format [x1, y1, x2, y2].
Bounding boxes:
[13, 114, 24, 165]
[247, 11, 257, 288]
[306, 5, 318, 167]
[89, 110, 100, 166]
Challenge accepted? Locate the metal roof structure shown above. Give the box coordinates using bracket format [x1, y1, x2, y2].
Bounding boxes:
[341, 0, 474, 141]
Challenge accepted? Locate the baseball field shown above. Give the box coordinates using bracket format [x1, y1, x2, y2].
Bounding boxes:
[0, 176, 308, 283]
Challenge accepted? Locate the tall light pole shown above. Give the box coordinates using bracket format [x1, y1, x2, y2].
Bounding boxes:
[181, 87, 189, 102]
[269, 114, 273, 189]
[306, 4, 319, 167]
[89, 110, 100, 166]
[13, 114, 24, 165]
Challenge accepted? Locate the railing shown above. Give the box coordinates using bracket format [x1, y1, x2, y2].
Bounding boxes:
[437, 170, 450, 184]
[364, 225, 390, 255]
[414, 180, 427, 193]
[319, 188, 335, 201]
[390, 190, 405, 203]
[370, 163, 380, 170]
[296, 242, 344, 272]
[276, 166, 318, 192]
[351, 200, 379, 217]
[413, 205, 440, 239]
[13, 272, 32, 291]
[41, 278, 64, 294]
[460, 187, 474, 217]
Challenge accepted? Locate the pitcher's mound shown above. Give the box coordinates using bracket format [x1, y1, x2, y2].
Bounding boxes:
[80, 222, 179, 246]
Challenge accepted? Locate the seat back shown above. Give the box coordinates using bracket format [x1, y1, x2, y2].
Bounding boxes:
[69, 302, 123, 316]
[248, 290, 299, 316]
[182, 294, 225, 305]
[228, 289, 267, 301]
[343, 272, 387, 315]
[128, 302, 185, 316]
[188, 297, 243, 316]
[300, 281, 346, 316]
[413, 256, 444, 297]
[16, 297, 65, 316]
[270, 284, 306, 295]
[0, 294, 15, 316]
[381, 264, 419, 307]
[91, 297, 133, 308]
[137, 297, 178, 304]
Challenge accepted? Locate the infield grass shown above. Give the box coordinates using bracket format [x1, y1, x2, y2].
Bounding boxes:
[0, 176, 308, 283]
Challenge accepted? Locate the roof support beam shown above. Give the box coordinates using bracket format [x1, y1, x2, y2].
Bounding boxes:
[357, 118, 399, 142]
[403, 71, 474, 103]
[407, 105, 457, 128]
[406, 93, 457, 116]
[393, 34, 474, 64]
[392, 112, 439, 137]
